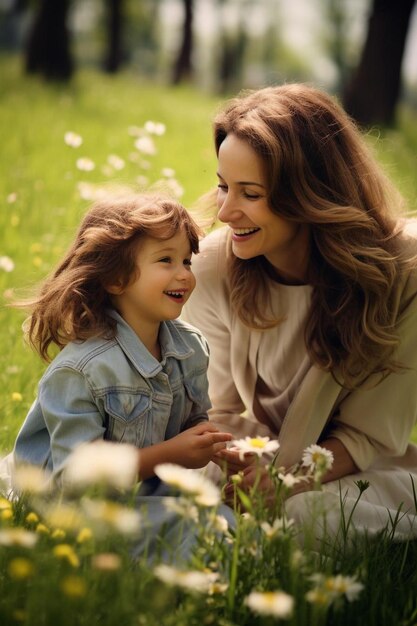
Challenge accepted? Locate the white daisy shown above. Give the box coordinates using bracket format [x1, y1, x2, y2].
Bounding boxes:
[144, 120, 166, 135]
[64, 131, 83, 148]
[76, 157, 95, 172]
[134, 136, 156, 156]
[301, 444, 334, 476]
[260, 517, 293, 538]
[0, 256, 15, 272]
[245, 590, 294, 618]
[163, 496, 199, 522]
[278, 472, 308, 489]
[0, 529, 38, 548]
[230, 436, 280, 461]
[107, 154, 125, 170]
[63, 441, 138, 490]
[82, 499, 141, 536]
[154, 463, 220, 506]
[154, 564, 219, 593]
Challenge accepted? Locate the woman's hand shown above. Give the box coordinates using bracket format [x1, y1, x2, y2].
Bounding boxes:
[212, 448, 257, 476]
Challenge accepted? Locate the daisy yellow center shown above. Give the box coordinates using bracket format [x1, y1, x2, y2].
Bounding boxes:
[312, 452, 322, 462]
[249, 438, 266, 449]
[262, 592, 277, 605]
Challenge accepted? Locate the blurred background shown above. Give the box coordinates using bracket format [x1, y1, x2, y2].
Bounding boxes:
[1, 0, 417, 125]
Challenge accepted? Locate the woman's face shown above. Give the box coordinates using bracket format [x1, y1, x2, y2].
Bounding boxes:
[216, 133, 309, 283]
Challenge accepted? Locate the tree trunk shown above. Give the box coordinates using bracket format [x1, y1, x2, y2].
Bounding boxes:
[172, 0, 193, 84]
[25, 0, 73, 80]
[343, 0, 415, 126]
[103, 0, 124, 73]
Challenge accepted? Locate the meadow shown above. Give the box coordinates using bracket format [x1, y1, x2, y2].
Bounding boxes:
[1, 55, 417, 625]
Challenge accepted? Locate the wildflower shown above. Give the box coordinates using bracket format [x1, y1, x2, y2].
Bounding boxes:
[43, 503, 85, 531]
[7, 192, 17, 203]
[278, 472, 309, 489]
[11, 391, 22, 401]
[64, 132, 83, 148]
[307, 572, 364, 604]
[134, 136, 156, 155]
[164, 496, 199, 522]
[0, 256, 15, 272]
[53, 544, 80, 568]
[64, 440, 138, 490]
[0, 497, 11, 511]
[161, 167, 175, 178]
[25, 512, 39, 525]
[60, 575, 87, 598]
[212, 514, 229, 534]
[245, 590, 294, 619]
[76, 157, 95, 172]
[82, 499, 141, 536]
[77, 182, 95, 200]
[326, 574, 364, 602]
[51, 529, 66, 541]
[0, 528, 38, 548]
[230, 436, 280, 461]
[35, 523, 50, 535]
[29, 242, 43, 253]
[12, 464, 51, 494]
[144, 120, 166, 135]
[32, 256, 42, 268]
[76, 527, 93, 544]
[91, 553, 121, 571]
[107, 154, 125, 170]
[154, 464, 220, 506]
[154, 564, 219, 593]
[260, 517, 293, 539]
[8, 557, 35, 580]
[1, 508, 13, 521]
[301, 444, 334, 478]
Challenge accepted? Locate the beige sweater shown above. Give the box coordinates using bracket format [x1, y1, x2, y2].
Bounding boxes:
[183, 226, 417, 474]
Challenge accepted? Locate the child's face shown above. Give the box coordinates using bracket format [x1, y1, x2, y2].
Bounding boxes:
[111, 229, 196, 330]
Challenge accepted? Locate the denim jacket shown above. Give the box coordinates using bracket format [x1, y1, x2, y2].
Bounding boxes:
[13, 310, 210, 480]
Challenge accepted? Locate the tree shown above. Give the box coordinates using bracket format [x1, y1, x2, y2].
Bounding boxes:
[343, 0, 416, 126]
[25, 0, 73, 80]
[103, 0, 125, 73]
[172, 0, 194, 84]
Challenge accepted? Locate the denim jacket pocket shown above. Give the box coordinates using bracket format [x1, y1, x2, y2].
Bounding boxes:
[104, 391, 150, 447]
[183, 374, 208, 424]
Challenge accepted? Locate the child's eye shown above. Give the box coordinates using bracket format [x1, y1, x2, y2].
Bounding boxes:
[159, 257, 171, 263]
[183, 259, 192, 266]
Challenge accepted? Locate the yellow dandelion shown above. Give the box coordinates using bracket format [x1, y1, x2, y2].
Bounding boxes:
[1, 509, 13, 521]
[29, 243, 43, 254]
[8, 557, 35, 580]
[11, 392, 23, 402]
[25, 512, 39, 525]
[32, 256, 42, 268]
[44, 503, 85, 531]
[60, 575, 87, 598]
[0, 497, 12, 511]
[36, 523, 50, 535]
[76, 527, 93, 544]
[53, 544, 80, 568]
[11, 609, 27, 622]
[51, 529, 66, 540]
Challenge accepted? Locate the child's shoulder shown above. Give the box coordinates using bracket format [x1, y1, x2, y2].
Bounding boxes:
[169, 319, 209, 353]
[44, 335, 119, 374]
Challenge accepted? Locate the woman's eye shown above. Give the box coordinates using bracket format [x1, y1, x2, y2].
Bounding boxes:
[217, 184, 228, 192]
[244, 192, 260, 200]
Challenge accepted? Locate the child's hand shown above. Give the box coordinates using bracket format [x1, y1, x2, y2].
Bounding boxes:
[168, 422, 233, 469]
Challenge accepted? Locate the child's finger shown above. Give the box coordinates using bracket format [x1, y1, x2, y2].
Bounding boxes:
[211, 441, 229, 453]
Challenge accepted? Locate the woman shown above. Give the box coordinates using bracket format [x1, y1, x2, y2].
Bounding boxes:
[183, 84, 417, 540]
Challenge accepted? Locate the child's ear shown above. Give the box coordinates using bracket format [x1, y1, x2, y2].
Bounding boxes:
[105, 281, 124, 295]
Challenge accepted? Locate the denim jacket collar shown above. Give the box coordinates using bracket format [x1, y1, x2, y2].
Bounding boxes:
[108, 310, 194, 378]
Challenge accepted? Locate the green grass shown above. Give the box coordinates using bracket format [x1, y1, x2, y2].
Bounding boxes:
[1, 54, 417, 626]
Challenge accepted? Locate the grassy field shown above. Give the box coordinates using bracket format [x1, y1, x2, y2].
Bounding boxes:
[1, 55, 417, 626]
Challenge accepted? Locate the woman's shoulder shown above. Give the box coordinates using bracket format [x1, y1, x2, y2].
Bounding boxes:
[194, 226, 229, 274]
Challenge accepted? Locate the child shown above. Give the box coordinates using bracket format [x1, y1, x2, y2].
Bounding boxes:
[12, 193, 232, 488]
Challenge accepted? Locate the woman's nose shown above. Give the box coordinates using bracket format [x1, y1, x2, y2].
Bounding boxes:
[217, 192, 240, 223]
